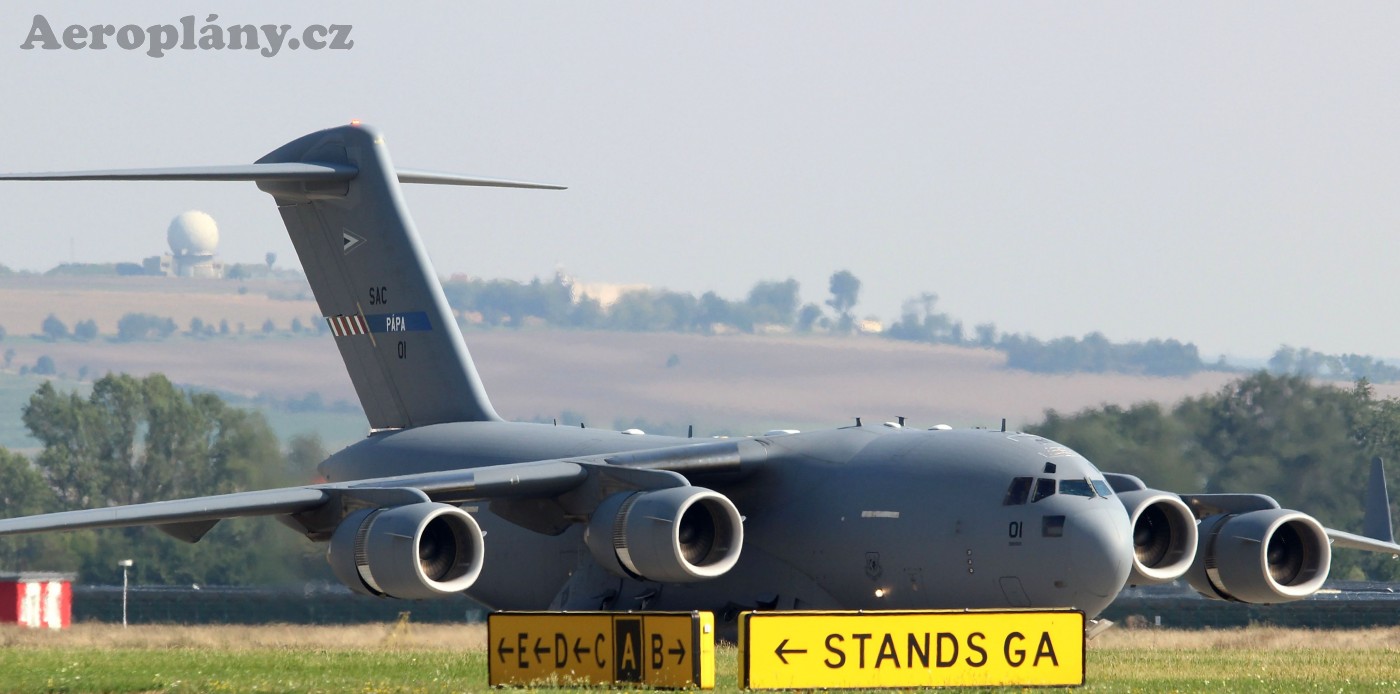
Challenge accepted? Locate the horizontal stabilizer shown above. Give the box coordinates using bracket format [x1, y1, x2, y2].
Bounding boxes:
[395, 169, 566, 189]
[0, 162, 358, 182]
[0, 165, 564, 190]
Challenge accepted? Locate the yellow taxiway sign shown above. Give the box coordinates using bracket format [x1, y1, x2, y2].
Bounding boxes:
[488, 611, 714, 689]
[738, 609, 1084, 689]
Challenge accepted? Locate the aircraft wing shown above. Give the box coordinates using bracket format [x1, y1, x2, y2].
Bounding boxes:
[0, 487, 331, 536]
[0, 441, 748, 541]
[1325, 529, 1400, 554]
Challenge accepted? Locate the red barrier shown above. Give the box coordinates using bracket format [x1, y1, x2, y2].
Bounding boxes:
[0, 573, 75, 629]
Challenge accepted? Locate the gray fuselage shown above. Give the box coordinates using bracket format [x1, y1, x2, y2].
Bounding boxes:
[321, 422, 1133, 623]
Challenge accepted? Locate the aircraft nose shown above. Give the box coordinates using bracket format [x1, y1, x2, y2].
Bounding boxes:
[1067, 502, 1133, 616]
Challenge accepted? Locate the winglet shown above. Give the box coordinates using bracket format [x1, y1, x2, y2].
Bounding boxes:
[1365, 456, 1394, 543]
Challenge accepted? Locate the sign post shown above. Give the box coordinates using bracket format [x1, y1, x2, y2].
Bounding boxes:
[488, 611, 714, 689]
[738, 609, 1084, 689]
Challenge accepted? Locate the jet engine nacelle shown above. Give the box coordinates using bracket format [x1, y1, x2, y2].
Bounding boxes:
[327, 502, 485, 599]
[1117, 489, 1199, 585]
[1186, 509, 1331, 603]
[586, 486, 743, 583]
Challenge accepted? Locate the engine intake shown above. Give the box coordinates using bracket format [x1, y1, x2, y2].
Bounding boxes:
[586, 487, 743, 583]
[1117, 489, 1199, 585]
[1186, 509, 1331, 603]
[327, 502, 485, 599]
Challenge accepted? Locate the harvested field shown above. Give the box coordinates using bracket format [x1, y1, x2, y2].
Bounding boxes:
[0, 277, 1265, 433]
[1, 330, 1247, 433]
[0, 276, 318, 337]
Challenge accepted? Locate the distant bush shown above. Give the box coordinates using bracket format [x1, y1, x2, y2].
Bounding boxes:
[1269, 346, 1400, 383]
[116, 313, 177, 341]
[73, 319, 98, 341]
[999, 332, 1205, 377]
[41, 314, 68, 340]
[33, 355, 55, 375]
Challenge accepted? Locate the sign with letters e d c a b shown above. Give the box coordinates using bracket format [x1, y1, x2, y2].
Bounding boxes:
[738, 609, 1084, 689]
[487, 611, 714, 689]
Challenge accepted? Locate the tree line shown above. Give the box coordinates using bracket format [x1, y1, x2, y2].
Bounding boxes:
[13, 267, 1400, 381]
[440, 273, 1222, 377]
[0, 374, 328, 586]
[3, 370, 1400, 584]
[29, 312, 326, 343]
[1268, 346, 1400, 383]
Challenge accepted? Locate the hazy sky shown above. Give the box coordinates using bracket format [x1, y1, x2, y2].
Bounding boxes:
[3, 2, 1400, 360]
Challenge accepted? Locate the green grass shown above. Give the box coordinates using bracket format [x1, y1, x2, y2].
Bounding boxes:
[2, 642, 1400, 693]
[1089, 647, 1400, 693]
[0, 649, 479, 693]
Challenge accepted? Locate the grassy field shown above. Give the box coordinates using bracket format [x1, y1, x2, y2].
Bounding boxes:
[1, 624, 1399, 692]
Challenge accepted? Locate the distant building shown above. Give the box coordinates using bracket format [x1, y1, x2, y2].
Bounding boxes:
[856, 318, 885, 334]
[143, 211, 224, 278]
[558, 269, 648, 309]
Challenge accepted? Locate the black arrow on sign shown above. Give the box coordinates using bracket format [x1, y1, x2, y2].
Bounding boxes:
[496, 637, 514, 663]
[574, 637, 590, 663]
[533, 637, 550, 663]
[669, 638, 686, 664]
[774, 639, 807, 665]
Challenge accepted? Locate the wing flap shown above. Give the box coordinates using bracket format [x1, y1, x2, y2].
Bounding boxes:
[156, 519, 222, 543]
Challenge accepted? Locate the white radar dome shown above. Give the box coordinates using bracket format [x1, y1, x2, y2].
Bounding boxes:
[167, 211, 219, 255]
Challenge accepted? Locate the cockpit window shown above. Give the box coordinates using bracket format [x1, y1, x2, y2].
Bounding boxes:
[1092, 479, 1113, 497]
[1059, 479, 1095, 498]
[1031, 478, 1057, 503]
[1002, 476, 1033, 506]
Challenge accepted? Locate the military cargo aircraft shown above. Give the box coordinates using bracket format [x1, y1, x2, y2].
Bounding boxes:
[2, 124, 1398, 632]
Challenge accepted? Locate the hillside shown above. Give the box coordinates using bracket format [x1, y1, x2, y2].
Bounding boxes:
[0, 276, 1292, 447]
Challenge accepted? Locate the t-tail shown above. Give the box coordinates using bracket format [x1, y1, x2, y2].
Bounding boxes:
[0, 124, 564, 430]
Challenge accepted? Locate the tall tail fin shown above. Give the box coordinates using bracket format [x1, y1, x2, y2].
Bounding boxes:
[1, 124, 564, 430]
[1365, 456, 1394, 543]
